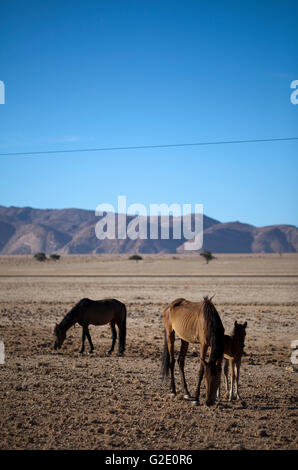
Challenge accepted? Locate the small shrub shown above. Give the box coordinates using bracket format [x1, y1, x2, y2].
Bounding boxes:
[34, 252, 47, 262]
[50, 254, 60, 261]
[200, 250, 215, 264]
[129, 254, 143, 261]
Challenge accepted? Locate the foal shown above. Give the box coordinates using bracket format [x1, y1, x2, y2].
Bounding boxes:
[218, 321, 247, 401]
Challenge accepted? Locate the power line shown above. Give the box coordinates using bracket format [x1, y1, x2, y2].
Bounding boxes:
[0, 136, 297, 157]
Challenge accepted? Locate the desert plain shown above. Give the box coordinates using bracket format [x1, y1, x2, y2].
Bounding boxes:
[0, 253, 297, 450]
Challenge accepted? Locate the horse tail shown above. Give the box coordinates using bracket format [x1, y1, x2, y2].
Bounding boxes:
[203, 296, 225, 369]
[161, 329, 170, 380]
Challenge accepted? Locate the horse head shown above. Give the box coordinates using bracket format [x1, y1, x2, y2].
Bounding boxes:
[234, 321, 247, 349]
[53, 323, 66, 350]
[201, 358, 222, 406]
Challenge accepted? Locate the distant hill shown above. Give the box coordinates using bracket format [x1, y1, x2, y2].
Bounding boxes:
[178, 221, 298, 253]
[0, 205, 297, 254]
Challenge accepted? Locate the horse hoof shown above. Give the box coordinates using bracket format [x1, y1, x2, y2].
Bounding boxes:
[88, 351, 93, 355]
[191, 400, 199, 406]
[184, 394, 191, 400]
[170, 393, 176, 398]
[117, 352, 124, 357]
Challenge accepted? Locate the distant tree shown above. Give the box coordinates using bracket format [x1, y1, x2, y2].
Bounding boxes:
[34, 252, 47, 262]
[50, 254, 60, 261]
[129, 254, 143, 261]
[200, 250, 215, 264]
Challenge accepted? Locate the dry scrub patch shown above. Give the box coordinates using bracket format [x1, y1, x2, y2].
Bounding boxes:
[0, 300, 297, 450]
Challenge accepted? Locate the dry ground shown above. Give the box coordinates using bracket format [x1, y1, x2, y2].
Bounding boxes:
[0, 254, 297, 450]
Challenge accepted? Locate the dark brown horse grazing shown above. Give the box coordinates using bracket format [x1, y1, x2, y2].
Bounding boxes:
[53, 298, 127, 356]
[217, 321, 247, 401]
[162, 296, 225, 406]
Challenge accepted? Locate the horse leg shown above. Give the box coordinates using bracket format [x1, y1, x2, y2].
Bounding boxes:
[235, 360, 242, 400]
[167, 330, 176, 397]
[217, 367, 222, 399]
[80, 328, 86, 354]
[192, 343, 207, 406]
[178, 340, 190, 399]
[117, 319, 126, 357]
[229, 359, 235, 401]
[224, 359, 229, 393]
[85, 326, 94, 354]
[107, 320, 117, 355]
[217, 357, 227, 399]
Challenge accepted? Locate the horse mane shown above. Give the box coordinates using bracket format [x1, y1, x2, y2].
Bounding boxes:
[202, 296, 225, 368]
[59, 298, 90, 330]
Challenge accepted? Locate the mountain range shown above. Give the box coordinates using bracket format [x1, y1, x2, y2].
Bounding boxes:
[0, 205, 297, 254]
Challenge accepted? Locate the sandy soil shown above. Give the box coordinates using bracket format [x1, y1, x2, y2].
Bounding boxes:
[0, 254, 297, 450]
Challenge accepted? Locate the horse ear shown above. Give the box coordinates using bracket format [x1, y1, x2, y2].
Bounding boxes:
[234, 320, 238, 326]
[200, 358, 207, 368]
[244, 321, 247, 328]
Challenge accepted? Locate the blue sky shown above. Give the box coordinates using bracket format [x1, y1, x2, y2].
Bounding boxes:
[0, 0, 297, 226]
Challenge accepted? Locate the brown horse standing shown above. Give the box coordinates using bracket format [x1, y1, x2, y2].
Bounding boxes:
[217, 321, 247, 401]
[162, 296, 225, 406]
[53, 298, 127, 356]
